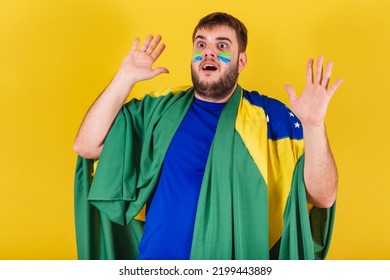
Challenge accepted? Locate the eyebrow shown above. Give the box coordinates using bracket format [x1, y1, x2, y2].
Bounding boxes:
[195, 35, 233, 44]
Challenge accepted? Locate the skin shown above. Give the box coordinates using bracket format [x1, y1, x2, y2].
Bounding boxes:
[284, 56, 343, 207]
[191, 26, 247, 102]
[73, 35, 168, 159]
[73, 26, 343, 208]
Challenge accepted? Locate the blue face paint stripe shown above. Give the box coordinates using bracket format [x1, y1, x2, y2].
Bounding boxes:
[192, 51, 202, 63]
[217, 56, 231, 63]
[193, 55, 202, 62]
[192, 52, 231, 63]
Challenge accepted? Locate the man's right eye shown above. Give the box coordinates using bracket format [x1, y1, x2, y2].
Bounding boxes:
[197, 42, 206, 48]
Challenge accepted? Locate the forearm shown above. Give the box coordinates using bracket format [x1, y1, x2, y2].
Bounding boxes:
[73, 36, 168, 159]
[303, 124, 338, 208]
[73, 71, 136, 159]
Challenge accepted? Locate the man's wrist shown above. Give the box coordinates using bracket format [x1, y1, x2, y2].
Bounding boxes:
[115, 69, 138, 86]
[301, 121, 326, 131]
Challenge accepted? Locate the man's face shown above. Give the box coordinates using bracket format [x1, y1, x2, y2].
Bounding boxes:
[191, 26, 247, 102]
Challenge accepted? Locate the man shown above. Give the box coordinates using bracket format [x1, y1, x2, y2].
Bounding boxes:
[73, 12, 342, 260]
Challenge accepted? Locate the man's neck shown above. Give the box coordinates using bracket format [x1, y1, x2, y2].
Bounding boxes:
[194, 84, 237, 103]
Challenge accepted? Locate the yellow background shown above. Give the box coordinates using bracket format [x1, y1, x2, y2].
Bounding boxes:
[1, 0, 389, 259]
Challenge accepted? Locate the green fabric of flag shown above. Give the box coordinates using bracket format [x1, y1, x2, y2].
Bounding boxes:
[74, 85, 335, 260]
[74, 157, 144, 259]
[278, 155, 336, 260]
[189, 84, 270, 259]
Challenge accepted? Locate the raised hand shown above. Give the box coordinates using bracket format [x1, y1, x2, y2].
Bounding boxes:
[284, 56, 343, 128]
[119, 35, 169, 84]
[73, 35, 169, 159]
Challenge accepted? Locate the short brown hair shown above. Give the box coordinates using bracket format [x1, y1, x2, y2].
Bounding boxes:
[192, 12, 248, 52]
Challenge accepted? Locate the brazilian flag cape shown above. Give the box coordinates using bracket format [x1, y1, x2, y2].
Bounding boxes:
[74, 85, 335, 260]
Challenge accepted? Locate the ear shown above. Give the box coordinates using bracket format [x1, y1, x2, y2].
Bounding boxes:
[238, 52, 247, 73]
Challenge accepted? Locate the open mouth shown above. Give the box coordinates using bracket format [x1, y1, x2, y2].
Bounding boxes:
[201, 63, 218, 72]
[203, 65, 218, 71]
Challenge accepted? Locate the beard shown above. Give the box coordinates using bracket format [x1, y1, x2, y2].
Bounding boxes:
[191, 60, 239, 101]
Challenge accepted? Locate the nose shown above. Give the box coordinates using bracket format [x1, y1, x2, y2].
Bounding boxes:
[204, 47, 216, 59]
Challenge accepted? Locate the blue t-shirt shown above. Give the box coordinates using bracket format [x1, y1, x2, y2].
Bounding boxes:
[137, 97, 226, 260]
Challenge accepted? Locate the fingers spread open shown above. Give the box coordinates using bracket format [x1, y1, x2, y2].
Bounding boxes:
[131, 38, 140, 52]
[151, 43, 166, 61]
[321, 61, 333, 89]
[139, 35, 153, 52]
[146, 35, 162, 55]
[284, 84, 298, 102]
[328, 78, 343, 97]
[315, 56, 324, 84]
[306, 58, 314, 84]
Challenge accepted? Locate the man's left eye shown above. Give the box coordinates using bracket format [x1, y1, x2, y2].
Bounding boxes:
[219, 43, 227, 49]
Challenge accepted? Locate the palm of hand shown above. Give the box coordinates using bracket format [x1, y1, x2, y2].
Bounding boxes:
[120, 35, 169, 83]
[284, 56, 343, 127]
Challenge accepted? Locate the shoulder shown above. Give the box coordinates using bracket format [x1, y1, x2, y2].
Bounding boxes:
[242, 88, 303, 140]
[123, 85, 193, 110]
[114, 86, 193, 126]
